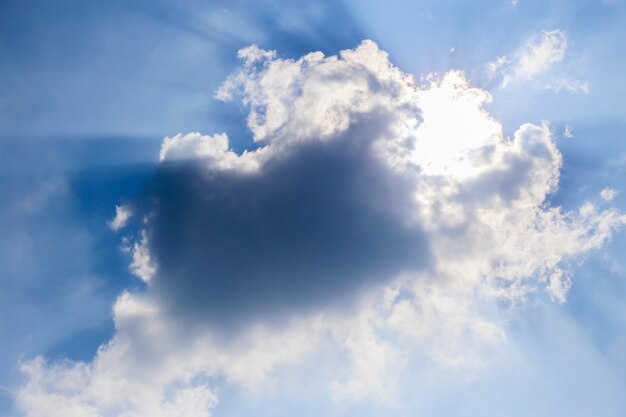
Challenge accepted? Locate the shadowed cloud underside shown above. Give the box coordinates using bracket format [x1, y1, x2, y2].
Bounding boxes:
[147, 137, 429, 323]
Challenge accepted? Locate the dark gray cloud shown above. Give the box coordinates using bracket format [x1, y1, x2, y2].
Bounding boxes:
[142, 127, 430, 326]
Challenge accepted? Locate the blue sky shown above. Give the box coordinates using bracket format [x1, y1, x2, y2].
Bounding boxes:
[1, 1, 626, 416]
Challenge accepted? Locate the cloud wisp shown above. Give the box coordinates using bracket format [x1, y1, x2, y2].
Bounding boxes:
[13, 40, 626, 416]
[107, 205, 133, 231]
[485, 29, 588, 93]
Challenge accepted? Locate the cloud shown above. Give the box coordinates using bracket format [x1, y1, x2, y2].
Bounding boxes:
[13, 40, 626, 416]
[158, 133, 245, 170]
[546, 78, 589, 94]
[563, 124, 574, 138]
[486, 29, 587, 92]
[601, 187, 617, 202]
[510, 30, 567, 82]
[126, 231, 157, 283]
[107, 205, 132, 231]
[149, 140, 429, 326]
[15, 293, 220, 417]
[141, 41, 433, 325]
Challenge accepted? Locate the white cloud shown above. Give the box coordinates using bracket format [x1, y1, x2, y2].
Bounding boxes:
[485, 29, 587, 92]
[15, 294, 220, 417]
[159, 132, 229, 162]
[215, 40, 420, 148]
[128, 231, 156, 283]
[546, 268, 572, 304]
[564, 124, 574, 138]
[158, 132, 260, 172]
[485, 55, 508, 80]
[107, 205, 132, 231]
[546, 78, 589, 94]
[601, 187, 617, 202]
[506, 29, 567, 84]
[15, 40, 626, 416]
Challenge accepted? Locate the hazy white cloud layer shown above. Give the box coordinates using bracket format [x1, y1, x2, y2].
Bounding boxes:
[14, 41, 625, 416]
